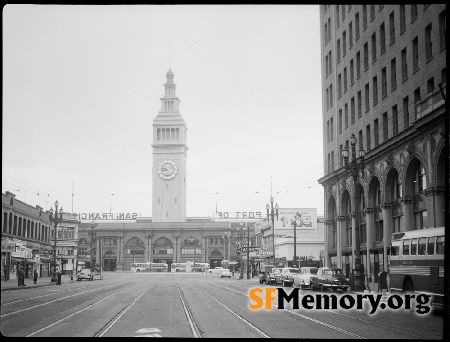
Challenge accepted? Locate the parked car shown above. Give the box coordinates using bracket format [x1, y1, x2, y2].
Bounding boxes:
[310, 267, 349, 292]
[221, 269, 232, 278]
[77, 268, 93, 281]
[293, 267, 319, 289]
[280, 267, 300, 287]
[259, 265, 274, 284]
[265, 267, 283, 285]
[208, 267, 224, 274]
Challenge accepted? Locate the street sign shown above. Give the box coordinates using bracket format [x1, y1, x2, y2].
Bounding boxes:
[240, 246, 259, 253]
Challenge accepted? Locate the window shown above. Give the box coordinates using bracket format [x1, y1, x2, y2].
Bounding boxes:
[392, 105, 398, 135]
[412, 37, 419, 72]
[442, 68, 446, 85]
[324, 22, 328, 45]
[351, 97, 355, 123]
[355, 12, 360, 40]
[416, 164, 427, 192]
[403, 240, 410, 255]
[349, 22, 353, 48]
[383, 112, 388, 141]
[411, 5, 418, 21]
[382, 67, 387, 98]
[326, 88, 329, 110]
[427, 238, 435, 255]
[373, 76, 378, 105]
[337, 39, 341, 64]
[344, 67, 348, 92]
[366, 124, 371, 151]
[348, 5, 352, 12]
[343, 31, 347, 56]
[439, 10, 446, 50]
[372, 33, 377, 63]
[356, 51, 361, 78]
[342, 4, 346, 20]
[389, 11, 395, 44]
[327, 153, 331, 173]
[418, 238, 427, 255]
[359, 130, 363, 149]
[374, 119, 379, 147]
[331, 150, 335, 171]
[327, 120, 330, 142]
[328, 18, 331, 43]
[365, 83, 370, 112]
[329, 51, 333, 74]
[357, 91, 362, 117]
[339, 109, 343, 133]
[337, 74, 342, 99]
[350, 59, 354, 85]
[380, 23, 386, 53]
[391, 58, 397, 90]
[414, 87, 421, 120]
[401, 48, 408, 81]
[345, 103, 349, 128]
[330, 84, 333, 107]
[425, 23, 433, 61]
[436, 237, 445, 255]
[336, 5, 340, 28]
[427, 77, 435, 95]
[364, 43, 369, 71]
[339, 144, 343, 167]
[400, 5, 406, 32]
[363, 5, 368, 30]
[403, 96, 410, 129]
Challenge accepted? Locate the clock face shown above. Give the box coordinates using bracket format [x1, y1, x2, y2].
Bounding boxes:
[158, 160, 178, 180]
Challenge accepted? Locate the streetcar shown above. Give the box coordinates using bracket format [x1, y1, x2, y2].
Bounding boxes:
[389, 226, 444, 304]
[131, 262, 168, 272]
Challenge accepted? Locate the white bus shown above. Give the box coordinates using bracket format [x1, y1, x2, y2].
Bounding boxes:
[131, 262, 168, 272]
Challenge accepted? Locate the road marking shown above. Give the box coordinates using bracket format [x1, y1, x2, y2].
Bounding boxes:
[136, 328, 161, 333]
[135, 334, 162, 337]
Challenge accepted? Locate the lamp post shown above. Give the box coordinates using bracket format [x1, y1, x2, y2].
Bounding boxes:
[266, 197, 279, 265]
[292, 213, 301, 268]
[49, 201, 63, 283]
[89, 221, 96, 270]
[342, 133, 365, 292]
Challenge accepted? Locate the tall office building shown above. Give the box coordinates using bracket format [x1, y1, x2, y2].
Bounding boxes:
[318, 5, 446, 288]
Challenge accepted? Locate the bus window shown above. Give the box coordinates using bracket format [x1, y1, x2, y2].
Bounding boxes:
[410, 239, 417, 255]
[427, 238, 435, 255]
[391, 244, 399, 256]
[436, 236, 445, 254]
[418, 238, 427, 255]
[402, 240, 410, 255]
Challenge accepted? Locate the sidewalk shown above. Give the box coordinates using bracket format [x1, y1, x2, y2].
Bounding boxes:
[1, 274, 74, 291]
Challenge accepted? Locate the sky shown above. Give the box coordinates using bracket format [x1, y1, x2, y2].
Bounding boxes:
[2, 4, 325, 219]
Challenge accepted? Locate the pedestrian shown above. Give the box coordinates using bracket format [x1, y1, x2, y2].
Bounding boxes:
[17, 266, 25, 287]
[71, 270, 73, 281]
[3, 265, 8, 281]
[33, 268, 38, 284]
[56, 268, 62, 285]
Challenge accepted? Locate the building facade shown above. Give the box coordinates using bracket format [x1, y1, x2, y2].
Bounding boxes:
[2, 191, 80, 279]
[318, 5, 446, 289]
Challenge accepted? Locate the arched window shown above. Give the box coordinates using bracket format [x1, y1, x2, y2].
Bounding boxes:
[181, 237, 201, 255]
[358, 190, 366, 244]
[414, 163, 428, 229]
[153, 237, 174, 255]
[79, 238, 88, 245]
[125, 237, 145, 256]
[211, 250, 223, 258]
[374, 183, 383, 241]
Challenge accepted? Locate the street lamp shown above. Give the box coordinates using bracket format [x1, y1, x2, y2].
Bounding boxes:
[49, 201, 63, 283]
[342, 133, 365, 292]
[292, 213, 301, 267]
[266, 197, 279, 265]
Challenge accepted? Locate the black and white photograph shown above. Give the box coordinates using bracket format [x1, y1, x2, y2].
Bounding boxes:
[1, 4, 446, 338]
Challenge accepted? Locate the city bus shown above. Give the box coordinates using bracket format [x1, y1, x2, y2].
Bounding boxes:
[390, 226, 444, 304]
[131, 262, 168, 272]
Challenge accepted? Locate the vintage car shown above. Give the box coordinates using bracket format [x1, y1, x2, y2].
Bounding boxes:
[77, 268, 93, 281]
[220, 269, 232, 278]
[292, 267, 319, 289]
[265, 267, 283, 285]
[310, 267, 350, 292]
[207, 267, 224, 274]
[280, 267, 300, 287]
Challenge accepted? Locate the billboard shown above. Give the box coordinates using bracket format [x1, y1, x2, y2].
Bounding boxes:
[275, 208, 317, 231]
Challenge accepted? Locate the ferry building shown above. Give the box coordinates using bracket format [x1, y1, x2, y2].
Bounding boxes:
[77, 70, 261, 271]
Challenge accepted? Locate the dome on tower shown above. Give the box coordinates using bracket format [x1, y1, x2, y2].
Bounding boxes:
[166, 68, 174, 76]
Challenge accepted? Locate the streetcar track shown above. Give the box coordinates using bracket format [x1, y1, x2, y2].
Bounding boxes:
[175, 282, 203, 338]
[208, 282, 432, 339]
[25, 282, 141, 337]
[94, 283, 154, 337]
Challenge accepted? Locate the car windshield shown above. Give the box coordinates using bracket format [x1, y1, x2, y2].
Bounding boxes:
[271, 268, 281, 273]
[333, 270, 343, 276]
[323, 270, 333, 275]
[288, 269, 299, 273]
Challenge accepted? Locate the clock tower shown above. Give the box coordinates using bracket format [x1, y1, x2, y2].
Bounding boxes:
[152, 69, 188, 222]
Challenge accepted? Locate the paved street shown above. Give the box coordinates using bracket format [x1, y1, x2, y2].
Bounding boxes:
[0, 272, 444, 338]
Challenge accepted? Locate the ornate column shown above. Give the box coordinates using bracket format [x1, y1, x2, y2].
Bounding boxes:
[144, 235, 149, 263]
[147, 233, 154, 263]
[364, 208, 374, 281]
[96, 238, 101, 268]
[351, 211, 357, 269]
[399, 196, 412, 232]
[324, 219, 333, 267]
[337, 215, 346, 270]
[424, 186, 445, 228]
[381, 202, 392, 272]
